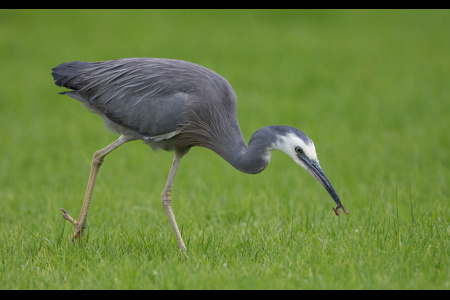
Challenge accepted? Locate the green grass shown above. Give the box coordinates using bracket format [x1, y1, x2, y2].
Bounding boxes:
[0, 9, 449, 289]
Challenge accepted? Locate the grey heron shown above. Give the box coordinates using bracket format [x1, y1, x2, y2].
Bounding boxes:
[52, 58, 349, 254]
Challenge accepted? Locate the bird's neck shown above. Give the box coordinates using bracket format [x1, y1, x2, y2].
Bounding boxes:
[215, 126, 277, 174]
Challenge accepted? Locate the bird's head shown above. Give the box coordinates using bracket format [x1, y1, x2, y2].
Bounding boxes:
[271, 126, 349, 216]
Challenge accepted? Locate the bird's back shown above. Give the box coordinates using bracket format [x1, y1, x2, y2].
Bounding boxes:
[52, 58, 245, 153]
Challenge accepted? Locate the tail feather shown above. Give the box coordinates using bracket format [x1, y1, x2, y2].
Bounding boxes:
[51, 61, 91, 90]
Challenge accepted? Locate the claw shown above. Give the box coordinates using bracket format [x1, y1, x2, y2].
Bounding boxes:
[333, 204, 350, 216]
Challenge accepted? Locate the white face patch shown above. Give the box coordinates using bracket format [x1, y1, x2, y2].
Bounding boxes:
[271, 132, 318, 167]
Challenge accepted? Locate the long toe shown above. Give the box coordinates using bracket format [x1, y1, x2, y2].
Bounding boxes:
[59, 208, 78, 226]
[59, 208, 83, 241]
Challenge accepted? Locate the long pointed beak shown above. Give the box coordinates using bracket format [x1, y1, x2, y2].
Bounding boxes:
[303, 159, 349, 216]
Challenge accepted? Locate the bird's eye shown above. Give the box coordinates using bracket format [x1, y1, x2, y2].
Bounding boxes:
[295, 147, 303, 154]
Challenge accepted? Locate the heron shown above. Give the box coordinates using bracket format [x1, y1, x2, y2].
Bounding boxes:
[51, 57, 349, 254]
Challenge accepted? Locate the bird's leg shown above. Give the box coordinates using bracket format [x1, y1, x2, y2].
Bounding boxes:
[162, 150, 188, 255]
[60, 135, 135, 240]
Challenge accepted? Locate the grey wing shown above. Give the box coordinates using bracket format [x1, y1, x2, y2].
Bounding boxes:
[51, 59, 191, 137]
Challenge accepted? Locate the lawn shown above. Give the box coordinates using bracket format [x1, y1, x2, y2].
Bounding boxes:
[0, 9, 448, 289]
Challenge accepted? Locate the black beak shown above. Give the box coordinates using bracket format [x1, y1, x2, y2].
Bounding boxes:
[302, 159, 349, 216]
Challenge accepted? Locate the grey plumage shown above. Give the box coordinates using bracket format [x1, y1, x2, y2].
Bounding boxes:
[53, 58, 251, 169]
[52, 57, 348, 253]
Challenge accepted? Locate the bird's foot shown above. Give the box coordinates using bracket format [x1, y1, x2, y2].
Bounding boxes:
[59, 208, 83, 240]
[333, 204, 350, 216]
